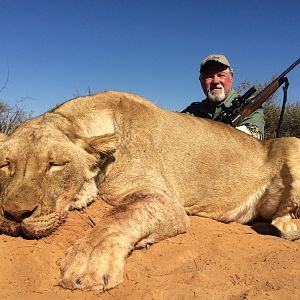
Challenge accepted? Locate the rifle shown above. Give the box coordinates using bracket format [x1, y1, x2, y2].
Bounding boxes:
[215, 58, 300, 127]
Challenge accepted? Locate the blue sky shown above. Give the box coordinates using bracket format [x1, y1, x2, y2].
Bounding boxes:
[0, 0, 299, 116]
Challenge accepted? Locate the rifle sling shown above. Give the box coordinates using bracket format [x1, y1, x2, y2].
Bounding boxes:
[276, 77, 289, 138]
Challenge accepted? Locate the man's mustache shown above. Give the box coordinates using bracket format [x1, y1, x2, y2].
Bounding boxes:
[208, 85, 224, 93]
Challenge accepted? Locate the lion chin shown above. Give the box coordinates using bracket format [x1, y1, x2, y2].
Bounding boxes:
[0, 211, 68, 238]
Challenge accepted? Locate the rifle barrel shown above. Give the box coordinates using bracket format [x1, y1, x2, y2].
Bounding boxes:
[239, 57, 300, 120]
[254, 57, 300, 101]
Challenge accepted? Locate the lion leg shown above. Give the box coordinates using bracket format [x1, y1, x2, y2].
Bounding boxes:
[270, 177, 300, 241]
[265, 138, 300, 241]
[60, 192, 189, 291]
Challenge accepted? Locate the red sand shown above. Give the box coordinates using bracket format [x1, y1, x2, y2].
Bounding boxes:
[1, 200, 299, 300]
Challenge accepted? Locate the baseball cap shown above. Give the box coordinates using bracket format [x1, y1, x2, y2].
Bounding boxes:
[200, 54, 231, 73]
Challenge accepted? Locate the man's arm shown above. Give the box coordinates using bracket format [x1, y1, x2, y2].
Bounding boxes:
[181, 101, 212, 119]
[237, 107, 265, 140]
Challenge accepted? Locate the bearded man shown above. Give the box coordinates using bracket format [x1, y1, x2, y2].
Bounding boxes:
[182, 54, 265, 140]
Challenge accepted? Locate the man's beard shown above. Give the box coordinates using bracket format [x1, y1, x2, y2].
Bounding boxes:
[207, 85, 226, 103]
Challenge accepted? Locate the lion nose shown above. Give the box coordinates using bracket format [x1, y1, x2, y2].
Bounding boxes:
[2, 204, 38, 223]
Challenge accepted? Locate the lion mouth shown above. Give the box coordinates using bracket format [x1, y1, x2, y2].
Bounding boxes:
[0, 211, 68, 239]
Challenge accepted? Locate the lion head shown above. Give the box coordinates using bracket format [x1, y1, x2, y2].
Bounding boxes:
[0, 114, 117, 238]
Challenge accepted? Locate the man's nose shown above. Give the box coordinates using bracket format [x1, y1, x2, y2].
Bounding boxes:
[211, 75, 220, 83]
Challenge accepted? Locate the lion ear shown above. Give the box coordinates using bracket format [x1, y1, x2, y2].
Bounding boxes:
[83, 133, 118, 155]
[0, 132, 8, 143]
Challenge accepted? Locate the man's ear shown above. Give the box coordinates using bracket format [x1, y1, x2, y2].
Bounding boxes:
[76, 133, 118, 155]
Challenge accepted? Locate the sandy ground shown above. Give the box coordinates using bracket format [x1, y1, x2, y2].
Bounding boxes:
[1, 200, 299, 300]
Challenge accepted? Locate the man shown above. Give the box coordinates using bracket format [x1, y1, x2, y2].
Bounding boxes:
[182, 54, 265, 140]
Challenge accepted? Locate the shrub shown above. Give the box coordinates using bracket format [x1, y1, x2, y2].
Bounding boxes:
[265, 101, 300, 139]
[0, 100, 31, 134]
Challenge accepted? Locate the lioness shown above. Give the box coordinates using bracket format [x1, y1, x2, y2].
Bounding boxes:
[0, 91, 299, 291]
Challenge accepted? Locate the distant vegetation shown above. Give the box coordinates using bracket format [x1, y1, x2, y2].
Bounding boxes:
[0, 100, 31, 134]
[264, 101, 300, 139]
[0, 72, 31, 134]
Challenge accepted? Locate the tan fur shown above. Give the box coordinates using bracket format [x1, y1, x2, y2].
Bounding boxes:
[0, 91, 299, 291]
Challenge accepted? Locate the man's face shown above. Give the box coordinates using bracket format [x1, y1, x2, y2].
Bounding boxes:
[200, 63, 233, 104]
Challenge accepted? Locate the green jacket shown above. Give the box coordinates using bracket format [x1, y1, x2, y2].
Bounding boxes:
[182, 90, 265, 138]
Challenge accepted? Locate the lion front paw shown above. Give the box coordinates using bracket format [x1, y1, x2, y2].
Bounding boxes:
[59, 236, 126, 291]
